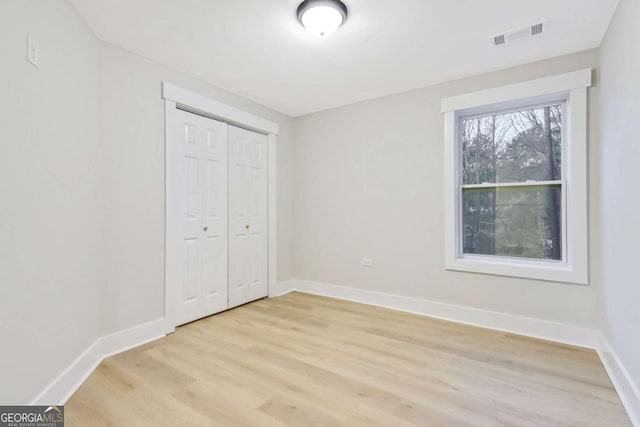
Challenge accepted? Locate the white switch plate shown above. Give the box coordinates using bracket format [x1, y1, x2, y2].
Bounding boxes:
[362, 258, 373, 267]
[27, 35, 40, 68]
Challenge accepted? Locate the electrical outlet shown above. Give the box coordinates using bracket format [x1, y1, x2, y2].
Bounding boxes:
[27, 35, 40, 68]
[362, 258, 373, 267]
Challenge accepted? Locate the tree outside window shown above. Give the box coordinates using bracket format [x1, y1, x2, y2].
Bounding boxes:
[460, 104, 563, 261]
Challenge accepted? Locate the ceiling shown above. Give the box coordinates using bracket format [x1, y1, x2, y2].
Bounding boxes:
[69, 0, 619, 117]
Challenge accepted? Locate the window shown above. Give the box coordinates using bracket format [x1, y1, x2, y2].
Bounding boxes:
[442, 70, 591, 284]
[461, 103, 564, 261]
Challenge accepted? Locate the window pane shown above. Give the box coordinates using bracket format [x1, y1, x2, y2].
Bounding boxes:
[461, 104, 562, 184]
[462, 185, 562, 260]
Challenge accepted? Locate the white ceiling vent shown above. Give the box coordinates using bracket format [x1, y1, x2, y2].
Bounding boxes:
[491, 21, 546, 46]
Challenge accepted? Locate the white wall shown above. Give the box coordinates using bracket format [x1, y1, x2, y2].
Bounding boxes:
[293, 49, 601, 328]
[3, 0, 634, 408]
[97, 43, 295, 336]
[0, 0, 102, 404]
[599, 0, 640, 393]
[0, 0, 295, 403]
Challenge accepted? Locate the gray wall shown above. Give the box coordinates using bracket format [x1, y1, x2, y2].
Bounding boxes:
[292, 49, 601, 328]
[3, 0, 637, 408]
[599, 0, 640, 391]
[0, 0, 295, 403]
[97, 44, 295, 336]
[0, 0, 102, 404]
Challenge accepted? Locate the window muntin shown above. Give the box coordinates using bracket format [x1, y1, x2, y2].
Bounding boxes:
[459, 103, 564, 261]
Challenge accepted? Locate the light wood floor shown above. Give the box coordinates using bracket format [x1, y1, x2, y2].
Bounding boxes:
[66, 292, 630, 426]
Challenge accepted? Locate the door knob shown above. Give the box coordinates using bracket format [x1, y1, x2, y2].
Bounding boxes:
[203, 226, 208, 231]
[245, 224, 250, 229]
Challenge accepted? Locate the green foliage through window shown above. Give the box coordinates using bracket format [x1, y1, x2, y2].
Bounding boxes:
[460, 104, 563, 261]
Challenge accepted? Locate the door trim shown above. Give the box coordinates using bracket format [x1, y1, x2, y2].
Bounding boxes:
[162, 82, 279, 334]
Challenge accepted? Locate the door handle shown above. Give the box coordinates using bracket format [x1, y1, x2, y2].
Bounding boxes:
[203, 226, 208, 231]
[245, 224, 250, 229]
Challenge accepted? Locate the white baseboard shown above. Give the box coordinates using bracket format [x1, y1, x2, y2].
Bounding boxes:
[31, 279, 294, 405]
[291, 279, 598, 349]
[597, 335, 640, 427]
[31, 318, 167, 405]
[30, 280, 638, 426]
[269, 279, 296, 298]
[289, 279, 640, 423]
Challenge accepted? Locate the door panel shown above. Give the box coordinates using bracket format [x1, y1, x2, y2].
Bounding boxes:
[175, 110, 228, 325]
[181, 237, 200, 319]
[228, 125, 268, 308]
[200, 116, 228, 316]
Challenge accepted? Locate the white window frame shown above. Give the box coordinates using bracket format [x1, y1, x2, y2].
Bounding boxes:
[442, 69, 591, 285]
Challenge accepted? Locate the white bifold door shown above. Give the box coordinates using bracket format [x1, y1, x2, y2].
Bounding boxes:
[228, 125, 268, 309]
[174, 110, 268, 326]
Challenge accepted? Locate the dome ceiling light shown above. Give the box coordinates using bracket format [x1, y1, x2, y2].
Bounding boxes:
[297, 0, 348, 37]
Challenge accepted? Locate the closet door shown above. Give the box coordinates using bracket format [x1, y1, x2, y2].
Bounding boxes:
[175, 109, 228, 325]
[228, 125, 268, 308]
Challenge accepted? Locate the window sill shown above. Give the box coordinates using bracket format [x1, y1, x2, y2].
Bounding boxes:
[446, 255, 588, 285]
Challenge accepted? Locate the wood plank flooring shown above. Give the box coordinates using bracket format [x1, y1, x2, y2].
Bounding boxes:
[66, 292, 631, 426]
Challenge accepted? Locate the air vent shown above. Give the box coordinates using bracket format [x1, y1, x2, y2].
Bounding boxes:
[530, 22, 544, 36]
[491, 21, 546, 46]
[493, 34, 506, 46]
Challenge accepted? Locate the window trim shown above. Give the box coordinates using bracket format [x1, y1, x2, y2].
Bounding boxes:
[442, 69, 591, 285]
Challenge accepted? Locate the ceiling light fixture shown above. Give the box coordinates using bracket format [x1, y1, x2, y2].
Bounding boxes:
[297, 0, 348, 37]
